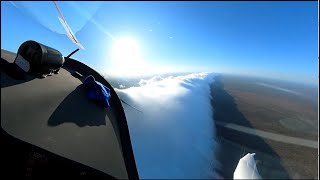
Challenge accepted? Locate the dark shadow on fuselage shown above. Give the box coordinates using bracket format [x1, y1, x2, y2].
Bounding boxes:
[48, 84, 107, 127]
[0, 58, 35, 88]
[211, 75, 290, 179]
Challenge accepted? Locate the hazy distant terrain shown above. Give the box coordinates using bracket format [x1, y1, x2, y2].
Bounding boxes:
[218, 74, 318, 138]
[211, 74, 318, 179]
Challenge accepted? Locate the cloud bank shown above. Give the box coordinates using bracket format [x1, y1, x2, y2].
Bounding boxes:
[115, 72, 218, 179]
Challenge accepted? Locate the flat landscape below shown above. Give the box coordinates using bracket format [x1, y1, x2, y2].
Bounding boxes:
[211, 74, 318, 179]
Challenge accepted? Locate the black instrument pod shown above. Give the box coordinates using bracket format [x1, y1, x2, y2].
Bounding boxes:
[15, 40, 65, 77]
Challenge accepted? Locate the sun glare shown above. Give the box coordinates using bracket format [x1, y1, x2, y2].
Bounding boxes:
[108, 36, 176, 77]
[110, 37, 148, 76]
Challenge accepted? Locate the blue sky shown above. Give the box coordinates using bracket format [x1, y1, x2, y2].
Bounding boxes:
[1, 1, 318, 84]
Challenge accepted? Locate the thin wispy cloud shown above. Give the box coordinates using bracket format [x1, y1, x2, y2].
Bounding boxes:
[257, 82, 302, 96]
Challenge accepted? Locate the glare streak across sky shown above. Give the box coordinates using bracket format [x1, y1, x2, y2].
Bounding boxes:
[1, 1, 318, 84]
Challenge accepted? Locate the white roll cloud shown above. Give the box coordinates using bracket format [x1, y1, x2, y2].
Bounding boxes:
[115, 72, 218, 179]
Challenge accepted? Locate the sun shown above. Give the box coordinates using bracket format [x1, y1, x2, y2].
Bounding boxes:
[110, 37, 147, 76]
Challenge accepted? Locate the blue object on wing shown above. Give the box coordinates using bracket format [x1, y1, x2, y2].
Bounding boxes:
[83, 75, 111, 108]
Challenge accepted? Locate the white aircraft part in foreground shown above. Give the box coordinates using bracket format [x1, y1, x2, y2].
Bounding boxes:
[234, 153, 262, 179]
